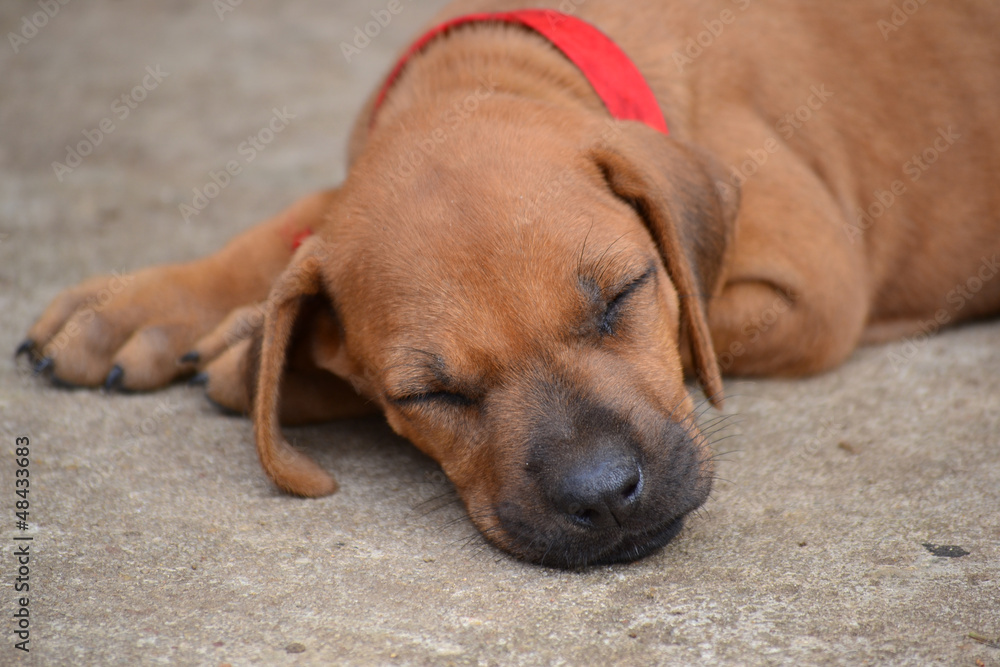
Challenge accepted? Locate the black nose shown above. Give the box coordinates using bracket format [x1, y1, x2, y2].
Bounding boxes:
[551, 450, 643, 529]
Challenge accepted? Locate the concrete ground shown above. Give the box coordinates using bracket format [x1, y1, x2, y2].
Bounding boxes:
[1, 1, 998, 665]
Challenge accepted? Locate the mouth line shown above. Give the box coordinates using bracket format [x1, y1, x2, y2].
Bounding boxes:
[492, 509, 688, 569]
[586, 514, 686, 566]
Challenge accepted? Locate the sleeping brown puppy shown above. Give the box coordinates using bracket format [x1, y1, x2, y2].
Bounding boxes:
[20, 0, 1000, 567]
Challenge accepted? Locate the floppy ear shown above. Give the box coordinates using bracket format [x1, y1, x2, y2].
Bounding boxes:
[588, 122, 739, 408]
[251, 237, 339, 497]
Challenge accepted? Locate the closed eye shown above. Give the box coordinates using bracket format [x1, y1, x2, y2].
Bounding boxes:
[389, 390, 476, 409]
[599, 265, 656, 336]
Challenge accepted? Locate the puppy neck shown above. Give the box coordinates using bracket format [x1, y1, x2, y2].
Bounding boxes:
[368, 24, 608, 135]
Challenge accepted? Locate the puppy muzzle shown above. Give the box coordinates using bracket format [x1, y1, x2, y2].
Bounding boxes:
[490, 405, 710, 569]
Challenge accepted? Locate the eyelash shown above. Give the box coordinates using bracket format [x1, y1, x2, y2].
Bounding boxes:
[599, 269, 653, 335]
[392, 390, 476, 408]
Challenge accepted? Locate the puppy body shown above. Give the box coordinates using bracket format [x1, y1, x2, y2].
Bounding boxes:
[25, 0, 1000, 566]
[353, 0, 1000, 372]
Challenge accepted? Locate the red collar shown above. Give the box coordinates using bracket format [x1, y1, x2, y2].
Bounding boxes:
[371, 10, 668, 134]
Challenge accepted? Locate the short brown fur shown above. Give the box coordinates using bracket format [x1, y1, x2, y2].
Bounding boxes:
[23, 0, 1000, 566]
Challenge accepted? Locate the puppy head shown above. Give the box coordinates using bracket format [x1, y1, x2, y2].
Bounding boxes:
[253, 110, 738, 567]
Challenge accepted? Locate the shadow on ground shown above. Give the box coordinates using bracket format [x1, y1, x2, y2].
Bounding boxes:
[1, 1, 997, 664]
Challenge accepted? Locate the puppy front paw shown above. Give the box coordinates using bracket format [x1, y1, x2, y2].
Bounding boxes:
[20, 265, 238, 391]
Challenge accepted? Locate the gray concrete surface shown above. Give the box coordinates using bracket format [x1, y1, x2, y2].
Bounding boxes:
[1, 1, 998, 665]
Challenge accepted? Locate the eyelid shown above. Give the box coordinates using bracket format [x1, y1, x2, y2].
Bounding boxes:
[599, 264, 656, 335]
[610, 264, 656, 301]
[389, 389, 476, 408]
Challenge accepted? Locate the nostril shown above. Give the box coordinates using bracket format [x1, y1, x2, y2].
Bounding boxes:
[553, 452, 643, 529]
[621, 477, 640, 504]
[572, 507, 599, 526]
[621, 466, 643, 505]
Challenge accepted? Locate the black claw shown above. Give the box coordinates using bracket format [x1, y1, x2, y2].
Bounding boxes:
[188, 372, 209, 387]
[178, 351, 200, 365]
[33, 357, 54, 376]
[15, 339, 35, 359]
[104, 365, 125, 392]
